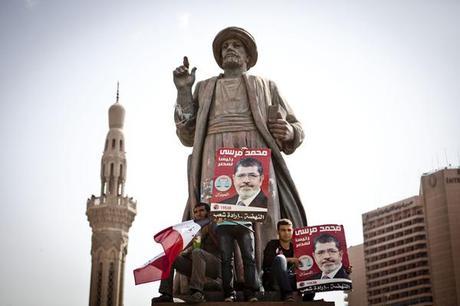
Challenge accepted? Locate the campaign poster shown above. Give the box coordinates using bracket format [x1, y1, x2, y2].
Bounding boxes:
[293, 224, 352, 293]
[210, 147, 271, 222]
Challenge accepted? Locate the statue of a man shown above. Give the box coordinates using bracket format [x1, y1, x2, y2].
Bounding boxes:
[173, 26, 307, 272]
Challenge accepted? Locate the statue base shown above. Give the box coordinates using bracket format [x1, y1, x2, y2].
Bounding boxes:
[152, 291, 334, 305]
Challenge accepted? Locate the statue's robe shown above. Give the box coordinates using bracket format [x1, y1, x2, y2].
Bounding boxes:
[174, 73, 307, 287]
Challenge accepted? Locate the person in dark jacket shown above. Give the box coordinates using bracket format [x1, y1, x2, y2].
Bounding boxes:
[262, 219, 314, 302]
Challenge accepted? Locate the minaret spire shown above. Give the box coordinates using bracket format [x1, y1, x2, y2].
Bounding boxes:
[116, 81, 120, 103]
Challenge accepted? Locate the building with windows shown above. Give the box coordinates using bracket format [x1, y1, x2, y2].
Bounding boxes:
[347, 167, 460, 305]
[420, 168, 460, 305]
[362, 196, 432, 305]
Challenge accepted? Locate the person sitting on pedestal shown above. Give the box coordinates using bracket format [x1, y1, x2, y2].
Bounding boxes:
[262, 219, 315, 302]
[152, 203, 221, 303]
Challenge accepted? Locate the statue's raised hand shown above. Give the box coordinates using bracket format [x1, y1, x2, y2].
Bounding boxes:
[173, 56, 197, 90]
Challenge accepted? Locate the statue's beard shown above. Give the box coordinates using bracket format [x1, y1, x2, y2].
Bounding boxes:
[222, 54, 246, 69]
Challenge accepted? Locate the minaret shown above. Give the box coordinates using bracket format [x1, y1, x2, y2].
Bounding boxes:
[86, 84, 137, 306]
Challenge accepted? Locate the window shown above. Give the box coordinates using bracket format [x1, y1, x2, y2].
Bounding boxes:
[96, 262, 102, 306]
[107, 262, 114, 306]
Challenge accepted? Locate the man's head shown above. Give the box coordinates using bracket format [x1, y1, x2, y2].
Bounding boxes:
[193, 203, 210, 221]
[313, 234, 343, 275]
[233, 157, 264, 200]
[212, 27, 258, 70]
[277, 219, 293, 243]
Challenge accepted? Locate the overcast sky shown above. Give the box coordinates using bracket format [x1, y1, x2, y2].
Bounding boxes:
[0, 0, 459, 305]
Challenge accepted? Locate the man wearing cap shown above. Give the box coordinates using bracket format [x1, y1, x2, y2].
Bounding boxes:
[173, 27, 307, 300]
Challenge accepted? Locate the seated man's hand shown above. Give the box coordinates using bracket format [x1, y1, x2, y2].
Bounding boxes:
[181, 246, 192, 255]
[287, 257, 300, 267]
[213, 217, 224, 223]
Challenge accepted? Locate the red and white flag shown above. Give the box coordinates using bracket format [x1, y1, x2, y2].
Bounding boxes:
[133, 219, 209, 285]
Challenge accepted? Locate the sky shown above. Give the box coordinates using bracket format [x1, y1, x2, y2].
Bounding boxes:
[0, 0, 459, 305]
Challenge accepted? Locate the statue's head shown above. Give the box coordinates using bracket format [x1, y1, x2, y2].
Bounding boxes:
[213, 27, 258, 71]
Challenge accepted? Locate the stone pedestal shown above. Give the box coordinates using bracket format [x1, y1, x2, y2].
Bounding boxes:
[152, 291, 334, 306]
[153, 302, 333, 306]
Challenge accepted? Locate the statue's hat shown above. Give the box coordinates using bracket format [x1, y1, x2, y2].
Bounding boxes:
[212, 27, 258, 70]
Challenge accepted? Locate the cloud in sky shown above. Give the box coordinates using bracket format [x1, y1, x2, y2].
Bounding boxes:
[24, 0, 39, 9]
[177, 12, 191, 29]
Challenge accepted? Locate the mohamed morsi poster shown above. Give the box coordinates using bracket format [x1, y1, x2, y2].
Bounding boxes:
[210, 147, 271, 222]
[293, 224, 352, 293]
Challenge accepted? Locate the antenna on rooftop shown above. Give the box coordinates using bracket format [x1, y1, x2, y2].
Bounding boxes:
[444, 148, 449, 167]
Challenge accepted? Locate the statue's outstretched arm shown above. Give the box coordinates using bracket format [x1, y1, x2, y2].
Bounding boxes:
[173, 56, 199, 147]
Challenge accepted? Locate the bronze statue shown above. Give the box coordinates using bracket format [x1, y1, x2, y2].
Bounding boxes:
[173, 26, 307, 275]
